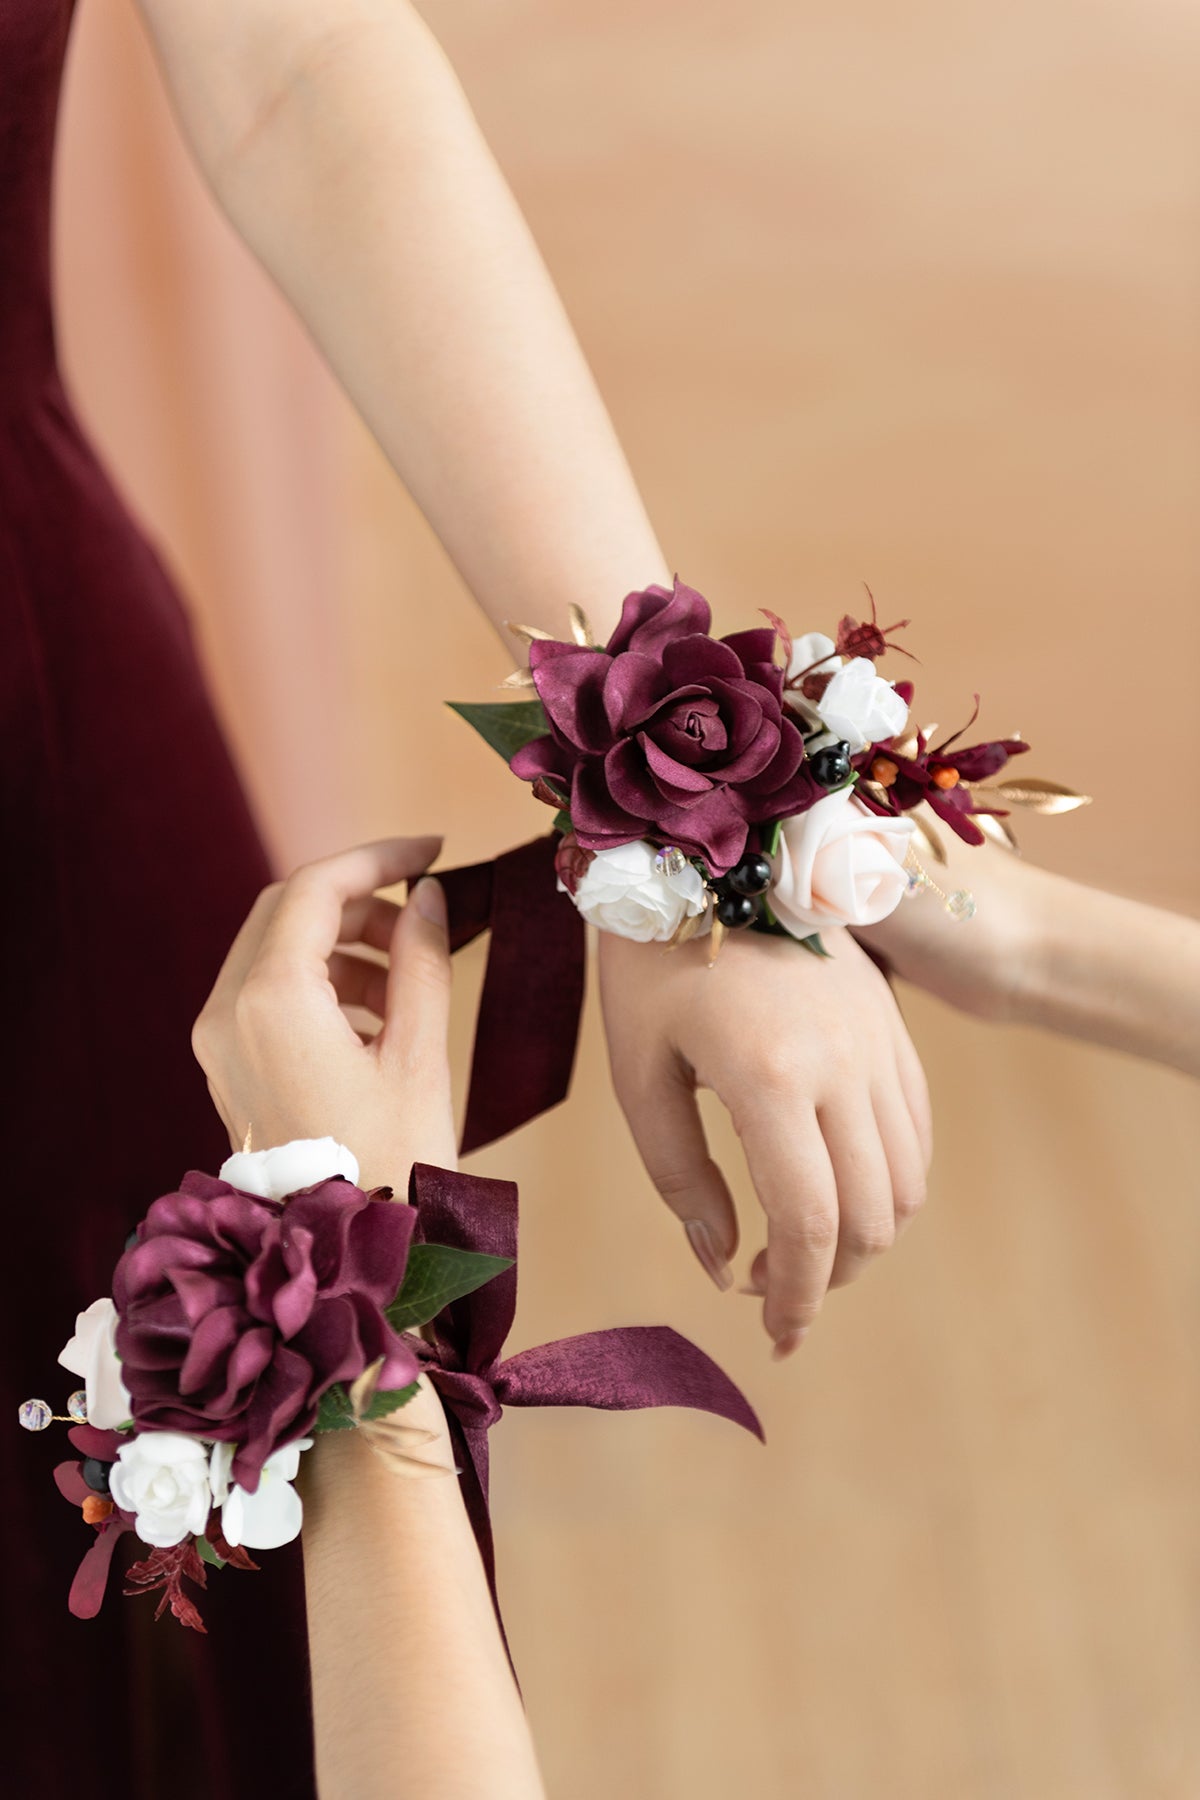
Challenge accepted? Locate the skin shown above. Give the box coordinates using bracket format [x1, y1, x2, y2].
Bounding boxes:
[855, 831, 1200, 1080]
[193, 838, 546, 1800]
[130, 0, 935, 1350]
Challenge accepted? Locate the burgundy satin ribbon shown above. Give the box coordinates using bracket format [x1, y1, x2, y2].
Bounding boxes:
[439, 834, 585, 1155]
[408, 1163, 764, 1630]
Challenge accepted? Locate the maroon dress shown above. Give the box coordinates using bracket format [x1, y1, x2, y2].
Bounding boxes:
[3, 6, 315, 1794]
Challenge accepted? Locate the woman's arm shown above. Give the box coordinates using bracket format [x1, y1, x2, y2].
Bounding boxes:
[303, 1394, 545, 1800]
[855, 834, 1200, 1079]
[132, 0, 667, 644]
[193, 840, 545, 1797]
[144, 0, 934, 1347]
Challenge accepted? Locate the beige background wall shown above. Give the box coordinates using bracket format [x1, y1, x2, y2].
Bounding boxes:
[56, 3, 1198, 1795]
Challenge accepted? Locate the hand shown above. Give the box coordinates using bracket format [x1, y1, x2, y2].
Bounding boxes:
[852, 828, 1049, 1022]
[191, 836, 457, 1190]
[598, 925, 933, 1358]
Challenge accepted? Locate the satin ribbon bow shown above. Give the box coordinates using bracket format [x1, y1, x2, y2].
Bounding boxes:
[408, 1163, 764, 1618]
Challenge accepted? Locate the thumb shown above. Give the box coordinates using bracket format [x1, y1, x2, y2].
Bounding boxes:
[382, 875, 452, 1066]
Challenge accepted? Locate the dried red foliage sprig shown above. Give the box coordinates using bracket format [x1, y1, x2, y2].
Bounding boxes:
[835, 584, 917, 664]
[124, 1539, 209, 1633]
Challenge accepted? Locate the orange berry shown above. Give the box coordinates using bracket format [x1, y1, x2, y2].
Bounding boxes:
[870, 756, 899, 787]
[82, 1495, 113, 1525]
[931, 765, 960, 790]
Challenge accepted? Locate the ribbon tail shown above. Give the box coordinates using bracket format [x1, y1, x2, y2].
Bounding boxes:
[440, 835, 585, 1154]
[497, 1326, 765, 1443]
[447, 1415, 518, 1676]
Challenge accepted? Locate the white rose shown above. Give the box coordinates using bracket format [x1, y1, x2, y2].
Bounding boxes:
[771, 790, 914, 935]
[784, 632, 844, 731]
[787, 631, 842, 682]
[563, 840, 708, 943]
[109, 1433, 212, 1548]
[219, 1137, 359, 1200]
[210, 1438, 313, 1551]
[814, 656, 908, 752]
[58, 1297, 132, 1430]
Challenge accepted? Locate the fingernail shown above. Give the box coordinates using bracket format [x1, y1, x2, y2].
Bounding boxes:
[771, 1328, 808, 1362]
[683, 1219, 734, 1293]
[413, 876, 447, 928]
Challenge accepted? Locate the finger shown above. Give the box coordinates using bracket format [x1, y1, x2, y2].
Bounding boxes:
[381, 876, 453, 1067]
[327, 951, 389, 1021]
[337, 894, 403, 954]
[260, 837, 443, 981]
[818, 1099, 895, 1291]
[202, 882, 286, 1015]
[737, 1106, 838, 1352]
[614, 1058, 738, 1292]
[890, 1015, 934, 1170]
[871, 1078, 928, 1235]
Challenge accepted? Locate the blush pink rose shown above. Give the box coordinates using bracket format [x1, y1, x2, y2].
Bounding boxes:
[770, 790, 913, 935]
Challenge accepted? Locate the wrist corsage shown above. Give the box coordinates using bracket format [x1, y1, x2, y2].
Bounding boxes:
[451, 577, 1089, 959]
[21, 1138, 760, 1637]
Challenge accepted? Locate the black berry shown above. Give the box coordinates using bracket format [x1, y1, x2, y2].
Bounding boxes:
[81, 1458, 112, 1497]
[809, 741, 852, 789]
[728, 853, 772, 897]
[716, 892, 757, 929]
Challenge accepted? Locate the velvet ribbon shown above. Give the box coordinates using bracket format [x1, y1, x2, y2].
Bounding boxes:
[439, 833, 585, 1155]
[408, 1163, 764, 1629]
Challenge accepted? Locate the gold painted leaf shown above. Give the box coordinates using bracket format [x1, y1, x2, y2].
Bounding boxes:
[505, 620, 556, 645]
[911, 811, 948, 866]
[977, 778, 1092, 814]
[666, 909, 706, 951]
[975, 811, 1021, 853]
[568, 602, 596, 647]
[707, 915, 727, 967]
[498, 667, 536, 689]
[348, 1357, 387, 1422]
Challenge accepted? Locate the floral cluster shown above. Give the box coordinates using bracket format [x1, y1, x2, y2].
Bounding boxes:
[21, 1140, 510, 1631]
[453, 578, 1072, 952]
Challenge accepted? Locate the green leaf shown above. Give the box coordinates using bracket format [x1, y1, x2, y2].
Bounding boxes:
[798, 932, 832, 958]
[551, 809, 573, 836]
[761, 818, 783, 857]
[386, 1243, 513, 1334]
[314, 1384, 359, 1433]
[313, 1378, 422, 1434]
[196, 1536, 226, 1569]
[447, 698, 549, 765]
[358, 1380, 421, 1424]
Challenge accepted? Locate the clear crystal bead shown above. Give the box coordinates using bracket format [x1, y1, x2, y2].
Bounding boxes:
[18, 1398, 52, 1432]
[945, 888, 977, 922]
[903, 868, 926, 899]
[654, 846, 687, 878]
[67, 1389, 89, 1422]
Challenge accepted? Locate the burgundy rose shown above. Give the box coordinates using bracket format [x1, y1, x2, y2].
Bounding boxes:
[113, 1172, 419, 1491]
[511, 578, 819, 873]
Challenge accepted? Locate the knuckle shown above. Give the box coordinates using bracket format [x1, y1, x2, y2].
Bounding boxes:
[406, 944, 452, 995]
[653, 1162, 710, 1206]
[841, 1216, 895, 1259]
[893, 1179, 927, 1226]
[190, 1009, 216, 1066]
[777, 1204, 837, 1254]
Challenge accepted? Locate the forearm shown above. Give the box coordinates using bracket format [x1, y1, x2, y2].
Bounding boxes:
[301, 1425, 544, 1800]
[1020, 875, 1200, 1079]
[136, 0, 668, 647]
